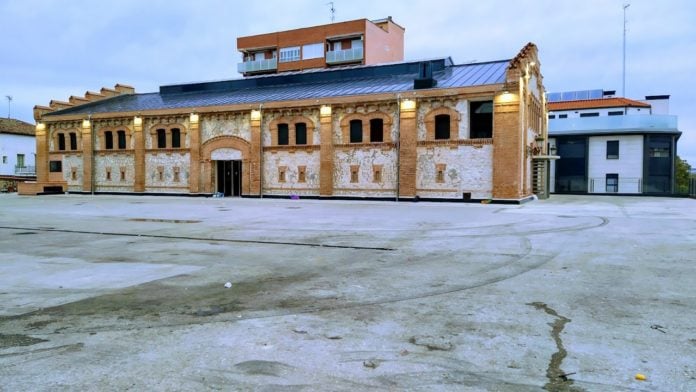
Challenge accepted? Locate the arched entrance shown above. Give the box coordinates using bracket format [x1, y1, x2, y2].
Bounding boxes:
[201, 136, 251, 196]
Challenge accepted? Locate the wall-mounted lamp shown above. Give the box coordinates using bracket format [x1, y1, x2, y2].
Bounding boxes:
[400, 99, 416, 111]
[250, 110, 261, 121]
[133, 116, 143, 126]
[82, 119, 91, 128]
[189, 113, 199, 124]
[36, 122, 46, 131]
[320, 105, 332, 117]
[549, 145, 557, 155]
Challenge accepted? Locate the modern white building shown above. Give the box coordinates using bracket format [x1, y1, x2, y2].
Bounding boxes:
[547, 90, 681, 195]
[1, 118, 36, 191]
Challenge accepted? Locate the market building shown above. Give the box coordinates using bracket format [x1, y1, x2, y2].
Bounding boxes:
[21, 18, 548, 202]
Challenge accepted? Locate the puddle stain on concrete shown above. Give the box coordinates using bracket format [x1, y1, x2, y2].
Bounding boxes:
[0, 333, 48, 349]
[0, 272, 319, 332]
[528, 302, 584, 392]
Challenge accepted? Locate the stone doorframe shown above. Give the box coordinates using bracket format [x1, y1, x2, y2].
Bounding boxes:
[200, 136, 251, 195]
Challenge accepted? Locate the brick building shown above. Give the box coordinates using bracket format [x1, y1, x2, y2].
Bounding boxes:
[22, 18, 547, 202]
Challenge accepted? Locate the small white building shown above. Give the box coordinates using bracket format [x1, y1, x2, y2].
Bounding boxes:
[1, 118, 36, 191]
[547, 90, 681, 195]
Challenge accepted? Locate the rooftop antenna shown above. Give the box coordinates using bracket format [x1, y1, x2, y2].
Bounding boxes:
[623, 2, 630, 97]
[5, 95, 11, 119]
[326, 2, 335, 23]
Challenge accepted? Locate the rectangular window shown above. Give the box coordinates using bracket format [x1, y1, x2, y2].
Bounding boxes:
[608, 111, 624, 116]
[106, 168, 112, 181]
[295, 123, 307, 145]
[120, 168, 126, 181]
[350, 120, 363, 143]
[579, 112, 599, 117]
[105, 131, 114, 150]
[279, 46, 300, 62]
[49, 160, 62, 172]
[650, 147, 670, 158]
[157, 129, 166, 148]
[370, 119, 384, 142]
[69, 133, 77, 150]
[171, 128, 181, 148]
[606, 173, 619, 193]
[117, 130, 127, 149]
[606, 140, 619, 159]
[277, 124, 289, 145]
[559, 114, 568, 119]
[71, 168, 77, 181]
[298, 166, 306, 183]
[16, 154, 25, 168]
[436, 164, 446, 183]
[470, 101, 493, 138]
[435, 114, 451, 140]
[173, 167, 180, 182]
[350, 165, 359, 183]
[2, 156, 6, 163]
[58, 133, 66, 151]
[372, 165, 382, 183]
[548, 114, 556, 119]
[157, 166, 164, 181]
[278, 166, 286, 183]
[302, 43, 324, 59]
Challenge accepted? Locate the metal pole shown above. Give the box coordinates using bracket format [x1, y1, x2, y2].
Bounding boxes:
[623, 3, 630, 97]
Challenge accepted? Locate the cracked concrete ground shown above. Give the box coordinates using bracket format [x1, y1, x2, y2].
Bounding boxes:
[0, 194, 694, 391]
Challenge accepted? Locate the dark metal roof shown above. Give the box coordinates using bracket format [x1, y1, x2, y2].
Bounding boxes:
[47, 58, 509, 117]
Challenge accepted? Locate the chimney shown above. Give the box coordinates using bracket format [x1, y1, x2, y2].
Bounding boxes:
[643, 95, 670, 115]
[414, 61, 437, 89]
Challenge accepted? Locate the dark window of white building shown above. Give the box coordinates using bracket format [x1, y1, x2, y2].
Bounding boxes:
[606, 140, 619, 159]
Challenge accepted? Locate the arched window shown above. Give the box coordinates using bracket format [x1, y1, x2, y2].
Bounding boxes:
[369, 119, 383, 142]
[434, 114, 450, 140]
[117, 130, 127, 149]
[105, 131, 114, 150]
[295, 123, 307, 145]
[156, 129, 166, 148]
[350, 120, 363, 143]
[58, 133, 66, 151]
[277, 123, 289, 145]
[171, 128, 181, 148]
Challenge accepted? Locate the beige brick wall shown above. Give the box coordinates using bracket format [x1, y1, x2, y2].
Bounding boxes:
[416, 145, 493, 199]
[201, 115, 252, 144]
[263, 150, 320, 196]
[333, 147, 398, 197]
[145, 152, 190, 192]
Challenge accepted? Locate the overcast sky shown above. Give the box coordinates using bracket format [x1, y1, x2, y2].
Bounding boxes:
[1, 0, 694, 165]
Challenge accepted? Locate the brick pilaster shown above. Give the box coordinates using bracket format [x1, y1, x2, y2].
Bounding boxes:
[319, 109, 334, 196]
[188, 115, 200, 193]
[250, 113, 261, 195]
[398, 104, 417, 198]
[492, 90, 524, 199]
[35, 124, 49, 183]
[134, 118, 145, 192]
[81, 120, 93, 192]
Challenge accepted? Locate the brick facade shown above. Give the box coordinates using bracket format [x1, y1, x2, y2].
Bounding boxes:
[26, 44, 546, 202]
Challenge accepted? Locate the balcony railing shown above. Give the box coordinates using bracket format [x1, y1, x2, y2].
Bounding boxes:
[589, 177, 642, 193]
[237, 58, 277, 74]
[15, 165, 36, 176]
[549, 114, 678, 134]
[326, 47, 364, 64]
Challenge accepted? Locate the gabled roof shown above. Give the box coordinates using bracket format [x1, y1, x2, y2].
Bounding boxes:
[0, 118, 34, 136]
[44, 58, 510, 118]
[548, 97, 651, 111]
